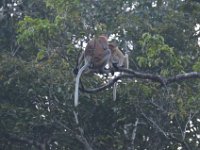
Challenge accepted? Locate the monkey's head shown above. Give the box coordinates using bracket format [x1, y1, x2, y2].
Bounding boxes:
[97, 35, 110, 51]
[108, 43, 117, 54]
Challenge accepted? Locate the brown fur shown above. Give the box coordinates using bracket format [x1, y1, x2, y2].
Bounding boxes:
[108, 43, 129, 101]
[74, 35, 111, 106]
[108, 43, 129, 69]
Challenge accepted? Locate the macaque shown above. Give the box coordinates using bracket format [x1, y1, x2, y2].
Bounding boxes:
[108, 43, 129, 101]
[74, 35, 111, 106]
[109, 43, 129, 69]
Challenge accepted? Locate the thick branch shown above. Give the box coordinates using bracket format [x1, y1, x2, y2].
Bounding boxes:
[80, 74, 133, 93]
[118, 68, 166, 84]
[166, 72, 200, 84]
[80, 68, 200, 93]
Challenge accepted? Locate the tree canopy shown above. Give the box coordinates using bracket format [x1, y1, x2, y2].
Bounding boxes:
[0, 0, 200, 150]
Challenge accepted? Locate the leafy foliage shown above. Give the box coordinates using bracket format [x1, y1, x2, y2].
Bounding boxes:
[1, 0, 200, 150]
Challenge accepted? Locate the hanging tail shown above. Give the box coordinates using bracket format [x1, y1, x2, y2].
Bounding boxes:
[74, 63, 89, 106]
[113, 82, 117, 101]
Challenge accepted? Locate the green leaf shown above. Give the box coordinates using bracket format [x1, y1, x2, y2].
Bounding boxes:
[193, 61, 200, 71]
[36, 50, 46, 61]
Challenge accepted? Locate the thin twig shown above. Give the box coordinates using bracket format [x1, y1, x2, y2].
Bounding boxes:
[130, 118, 139, 150]
[141, 112, 168, 137]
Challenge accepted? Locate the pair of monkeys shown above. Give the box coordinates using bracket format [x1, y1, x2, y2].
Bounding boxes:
[74, 35, 129, 106]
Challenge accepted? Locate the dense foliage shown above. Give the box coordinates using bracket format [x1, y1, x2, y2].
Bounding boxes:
[0, 0, 200, 149]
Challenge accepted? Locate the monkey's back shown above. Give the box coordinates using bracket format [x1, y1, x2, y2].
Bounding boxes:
[85, 36, 111, 69]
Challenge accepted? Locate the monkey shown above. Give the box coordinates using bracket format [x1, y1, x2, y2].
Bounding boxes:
[109, 43, 129, 69]
[108, 43, 129, 101]
[74, 35, 111, 106]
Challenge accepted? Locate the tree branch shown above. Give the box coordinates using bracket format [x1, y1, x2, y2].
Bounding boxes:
[141, 112, 192, 150]
[168, 134, 191, 150]
[141, 112, 168, 138]
[80, 67, 200, 93]
[130, 118, 139, 150]
[80, 74, 133, 93]
[166, 72, 200, 84]
[118, 68, 166, 85]
[73, 111, 94, 150]
[54, 114, 94, 150]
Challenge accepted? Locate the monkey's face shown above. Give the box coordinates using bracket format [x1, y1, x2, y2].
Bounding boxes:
[108, 43, 117, 54]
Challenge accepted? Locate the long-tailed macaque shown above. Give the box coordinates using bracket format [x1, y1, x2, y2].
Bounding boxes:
[109, 43, 129, 69]
[74, 35, 111, 106]
[109, 43, 129, 101]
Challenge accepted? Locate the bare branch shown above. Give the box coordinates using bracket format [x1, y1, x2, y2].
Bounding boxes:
[130, 118, 139, 150]
[149, 98, 168, 114]
[73, 111, 93, 150]
[80, 74, 133, 93]
[118, 68, 166, 85]
[118, 68, 200, 85]
[141, 112, 192, 150]
[141, 112, 168, 138]
[166, 72, 200, 84]
[178, 111, 198, 140]
[80, 68, 200, 93]
[168, 134, 191, 150]
[55, 118, 93, 150]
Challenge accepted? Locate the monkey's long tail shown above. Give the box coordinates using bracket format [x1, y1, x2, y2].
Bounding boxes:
[113, 82, 117, 101]
[124, 53, 129, 69]
[74, 63, 89, 107]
